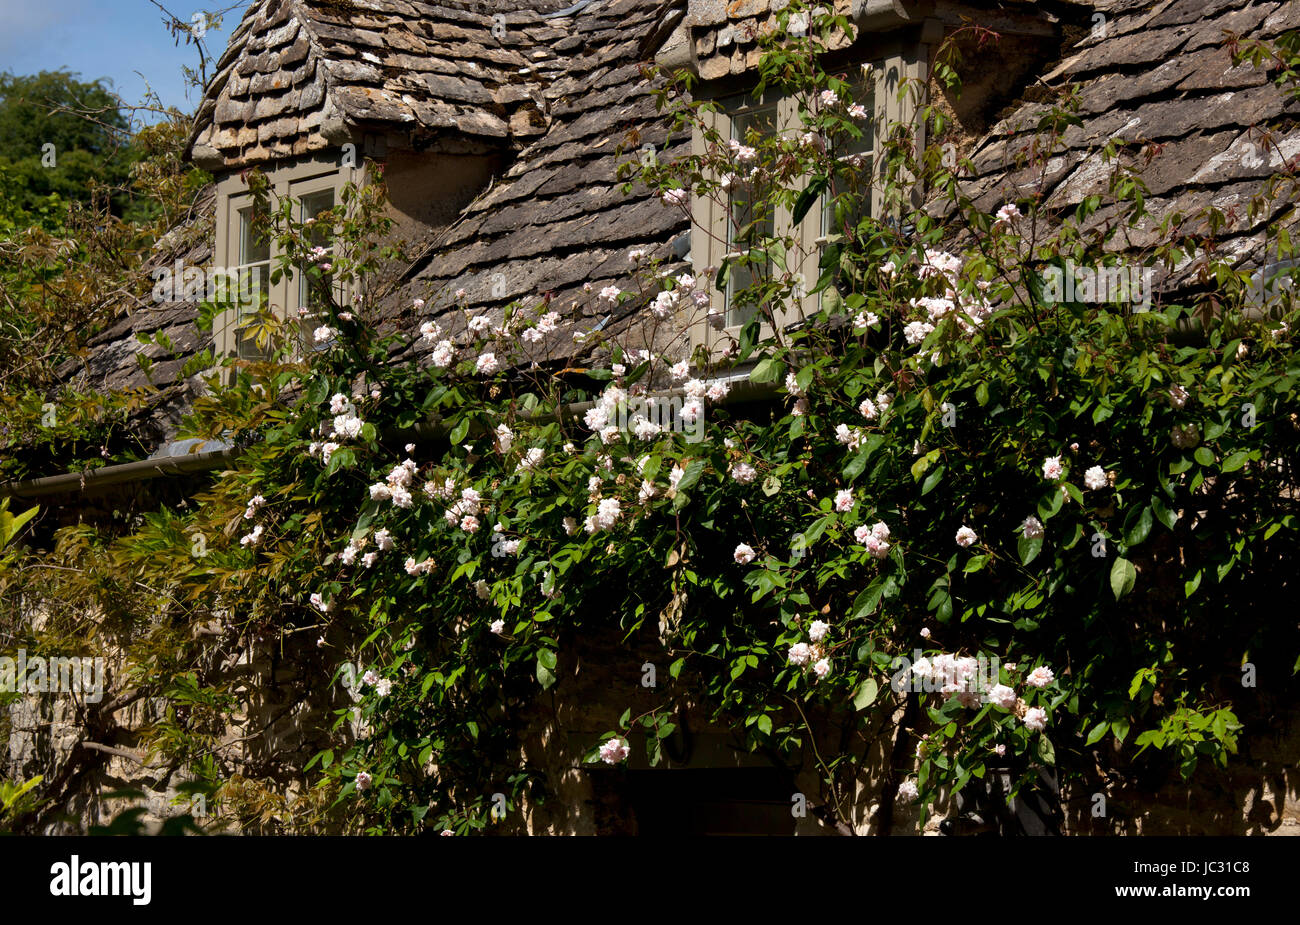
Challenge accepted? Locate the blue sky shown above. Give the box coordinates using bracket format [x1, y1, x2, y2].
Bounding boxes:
[0, 0, 246, 122]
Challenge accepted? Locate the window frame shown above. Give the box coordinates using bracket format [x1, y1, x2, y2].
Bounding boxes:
[212, 154, 357, 368]
[688, 48, 927, 358]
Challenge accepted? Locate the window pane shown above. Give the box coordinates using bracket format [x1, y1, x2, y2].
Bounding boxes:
[823, 79, 875, 237]
[726, 101, 777, 328]
[819, 75, 877, 313]
[299, 188, 337, 313]
[234, 264, 271, 362]
[300, 190, 334, 243]
[239, 206, 270, 265]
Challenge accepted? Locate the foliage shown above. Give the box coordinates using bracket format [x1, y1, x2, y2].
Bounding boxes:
[3, 5, 1299, 834]
[0, 71, 133, 221]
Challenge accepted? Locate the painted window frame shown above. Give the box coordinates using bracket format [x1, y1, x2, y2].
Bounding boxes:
[688, 48, 927, 358]
[212, 154, 358, 365]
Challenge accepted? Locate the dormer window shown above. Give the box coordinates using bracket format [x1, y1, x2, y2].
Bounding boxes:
[212, 155, 355, 366]
[688, 49, 927, 357]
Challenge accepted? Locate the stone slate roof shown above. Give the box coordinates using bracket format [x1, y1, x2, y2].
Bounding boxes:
[387, 0, 693, 359]
[57, 187, 218, 446]
[190, 0, 599, 169]
[956, 0, 1300, 293]
[64, 0, 1300, 446]
[680, 0, 1052, 81]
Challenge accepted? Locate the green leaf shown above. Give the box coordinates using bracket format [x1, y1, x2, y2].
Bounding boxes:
[1194, 447, 1215, 467]
[449, 417, 471, 445]
[792, 176, 830, 226]
[1184, 569, 1202, 598]
[536, 649, 557, 689]
[755, 714, 773, 736]
[1110, 557, 1136, 599]
[1037, 487, 1064, 521]
[853, 678, 879, 711]
[675, 458, 707, 492]
[851, 576, 886, 618]
[750, 357, 781, 384]
[910, 449, 940, 481]
[1085, 722, 1109, 746]
[843, 434, 882, 480]
[1018, 535, 1043, 566]
[324, 446, 355, 476]
[1150, 495, 1176, 530]
[921, 465, 945, 496]
[1037, 735, 1055, 765]
[1123, 506, 1153, 547]
[1221, 451, 1249, 473]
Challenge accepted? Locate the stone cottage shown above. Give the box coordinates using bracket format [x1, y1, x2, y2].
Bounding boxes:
[4, 0, 1299, 834]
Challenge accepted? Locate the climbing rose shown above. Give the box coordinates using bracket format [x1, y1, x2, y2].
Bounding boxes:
[734, 543, 756, 565]
[429, 340, 455, 367]
[355, 771, 372, 791]
[1022, 707, 1048, 732]
[1022, 516, 1045, 540]
[896, 779, 919, 802]
[599, 737, 630, 764]
[731, 462, 757, 484]
[834, 489, 855, 513]
[489, 619, 505, 635]
[1026, 666, 1055, 688]
[812, 658, 832, 679]
[988, 684, 1017, 710]
[808, 620, 830, 642]
[1042, 456, 1064, 480]
[787, 643, 812, 666]
[955, 525, 978, 547]
[1083, 465, 1108, 490]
